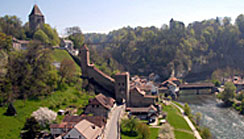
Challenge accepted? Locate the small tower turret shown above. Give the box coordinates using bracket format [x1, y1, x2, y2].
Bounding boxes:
[114, 72, 130, 105]
[29, 5, 45, 31]
[80, 44, 90, 77]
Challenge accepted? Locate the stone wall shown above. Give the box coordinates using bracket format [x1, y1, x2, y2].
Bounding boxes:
[85, 104, 110, 118]
[129, 87, 156, 107]
[87, 65, 115, 93]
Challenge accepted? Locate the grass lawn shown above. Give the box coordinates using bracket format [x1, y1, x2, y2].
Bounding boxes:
[163, 104, 192, 131]
[121, 127, 159, 139]
[51, 49, 81, 74]
[149, 128, 159, 139]
[173, 101, 184, 109]
[174, 130, 195, 139]
[0, 87, 93, 139]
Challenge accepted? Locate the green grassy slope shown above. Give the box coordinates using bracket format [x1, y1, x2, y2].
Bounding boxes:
[51, 49, 81, 74]
[174, 130, 195, 139]
[163, 104, 192, 131]
[121, 128, 159, 139]
[0, 87, 93, 139]
[163, 104, 195, 139]
[0, 49, 87, 139]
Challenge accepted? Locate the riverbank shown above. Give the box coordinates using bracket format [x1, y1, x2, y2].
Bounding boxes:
[162, 103, 195, 139]
[171, 102, 202, 139]
[178, 95, 244, 139]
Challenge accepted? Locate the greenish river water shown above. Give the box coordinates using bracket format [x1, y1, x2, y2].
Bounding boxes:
[178, 95, 244, 139]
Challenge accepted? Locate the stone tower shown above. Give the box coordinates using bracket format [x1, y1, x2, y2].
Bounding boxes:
[29, 4, 45, 31]
[80, 44, 90, 77]
[114, 72, 130, 105]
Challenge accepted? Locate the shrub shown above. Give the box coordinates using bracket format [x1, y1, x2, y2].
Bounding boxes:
[137, 123, 150, 139]
[200, 127, 212, 139]
[31, 107, 57, 128]
[184, 103, 191, 116]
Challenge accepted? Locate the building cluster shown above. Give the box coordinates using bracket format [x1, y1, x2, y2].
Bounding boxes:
[79, 44, 164, 124]
[50, 93, 115, 139]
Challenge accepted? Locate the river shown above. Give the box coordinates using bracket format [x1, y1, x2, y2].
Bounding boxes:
[177, 95, 244, 139]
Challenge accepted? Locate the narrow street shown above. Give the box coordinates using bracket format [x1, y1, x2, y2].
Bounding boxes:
[104, 105, 124, 139]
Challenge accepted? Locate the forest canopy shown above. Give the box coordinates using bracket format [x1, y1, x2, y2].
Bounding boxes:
[85, 16, 244, 81]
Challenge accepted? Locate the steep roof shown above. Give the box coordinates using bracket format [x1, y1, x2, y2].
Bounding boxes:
[130, 87, 157, 99]
[29, 4, 44, 16]
[62, 115, 106, 128]
[128, 105, 157, 113]
[74, 119, 102, 139]
[89, 93, 115, 110]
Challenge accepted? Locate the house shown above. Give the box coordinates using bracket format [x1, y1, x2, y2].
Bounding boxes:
[50, 115, 106, 137]
[84, 93, 115, 118]
[127, 105, 158, 121]
[160, 78, 180, 99]
[60, 39, 74, 50]
[63, 119, 102, 139]
[130, 75, 158, 95]
[232, 76, 244, 92]
[12, 37, 29, 50]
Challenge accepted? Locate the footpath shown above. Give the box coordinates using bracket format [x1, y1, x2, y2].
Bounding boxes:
[171, 103, 202, 139]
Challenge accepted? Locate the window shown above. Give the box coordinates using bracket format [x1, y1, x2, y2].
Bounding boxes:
[118, 83, 120, 86]
[122, 83, 125, 86]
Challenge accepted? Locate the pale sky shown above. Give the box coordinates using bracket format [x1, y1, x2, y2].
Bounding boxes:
[1, 0, 244, 34]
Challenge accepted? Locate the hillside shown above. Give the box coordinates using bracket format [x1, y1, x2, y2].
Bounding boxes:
[85, 16, 244, 82]
[0, 87, 93, 139]
[0, 48, 92, 139]
[51, 49, 81, 74]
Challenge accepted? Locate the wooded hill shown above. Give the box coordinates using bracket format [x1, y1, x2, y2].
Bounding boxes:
[85, 15, 244, 81]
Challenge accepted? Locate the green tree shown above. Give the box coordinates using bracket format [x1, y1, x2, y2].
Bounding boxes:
[65, 26, 84, 49]
[195, 112, 202, 126]
[3, 41, 58, 100]
[0, 15, 26, 39]
[184, 103, 191, 116]
[21, 117, 41, 139]
[121, 117, 139, 136]
[33, 29, 50, 44]
[235, 14, 244, 38]
[220, 82, 236, 105]
[137, 123, 150, 139]
[0, 32, 13, 52]
[41, 24, 60, 46]
[212, 79, 221, 87]
[59, 59, 76, 85]
[240, 99, 244, 114]
[200, 127, 212, 139]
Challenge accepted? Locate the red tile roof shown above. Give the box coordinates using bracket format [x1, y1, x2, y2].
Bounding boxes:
[50, 122, 75, 129]
[50, 115, 107, 130]
[130, 87, 157, 99]
[90, 93, 115, 110]
[128, 105, 157, 113]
